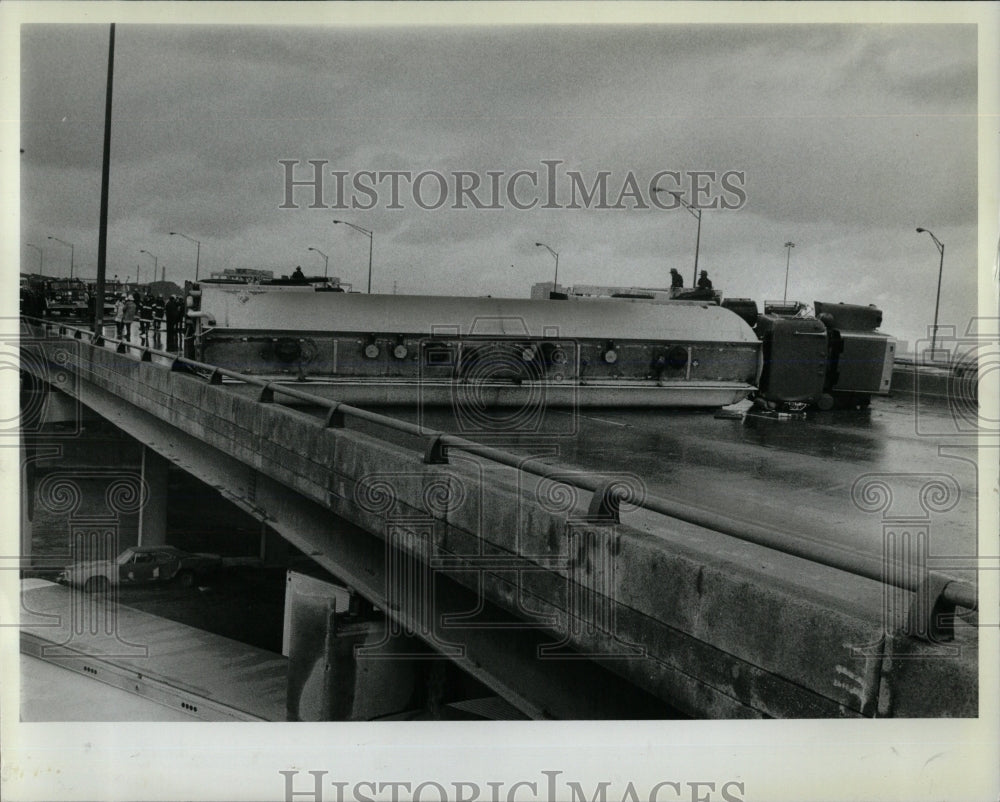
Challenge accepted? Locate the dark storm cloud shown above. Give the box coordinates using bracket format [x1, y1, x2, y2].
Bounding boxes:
[20, 25, 109, 169]
[17, 22, 980, 346]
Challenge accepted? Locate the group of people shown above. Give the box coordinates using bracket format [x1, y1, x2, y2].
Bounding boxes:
[19, 286, 48, 317]
[669, 268, 713, 290]
[113, 291, 186, 350]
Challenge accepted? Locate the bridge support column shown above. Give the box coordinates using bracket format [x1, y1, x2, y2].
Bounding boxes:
[38, 388, 80, 426]
[20, 436, 35, 563]
[260, 523, 289, 565]
[285, 572, 418, 720]
[137, 446, 168, 546]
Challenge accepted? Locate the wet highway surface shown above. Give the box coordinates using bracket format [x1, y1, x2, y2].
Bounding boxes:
[367, 394, 980, 574]
[101, 327, 979, 571]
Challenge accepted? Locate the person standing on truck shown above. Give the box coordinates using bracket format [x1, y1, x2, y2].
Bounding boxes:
[670, 268, 683, 288]
[697, 270, 713, 290]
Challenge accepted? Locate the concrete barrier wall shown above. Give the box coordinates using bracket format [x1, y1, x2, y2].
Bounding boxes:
[30, 331, 978, 718]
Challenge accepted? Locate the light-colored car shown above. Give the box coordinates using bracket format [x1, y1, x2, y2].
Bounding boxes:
[57, 545, 222, 593]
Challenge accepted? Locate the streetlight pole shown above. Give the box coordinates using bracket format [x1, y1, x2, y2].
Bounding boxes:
[307, 246, 329, 278]
[169, 231, 201, 281]
[26, 243, 44, 276]
[653, 188, 702, 287]
[47, 236, 75, 279]
[139, 249, 158, 286]
[535, 242, 560, 290]
[916, 227, 945, 354]
[783, 241, 795, 303]
[333, 220, 374, 293]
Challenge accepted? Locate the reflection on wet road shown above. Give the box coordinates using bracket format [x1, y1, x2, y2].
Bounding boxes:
[376, 396, 978, 563]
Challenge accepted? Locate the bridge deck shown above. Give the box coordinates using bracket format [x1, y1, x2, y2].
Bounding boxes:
[21, 322, 980, 718]
[388, 396, 978, 570]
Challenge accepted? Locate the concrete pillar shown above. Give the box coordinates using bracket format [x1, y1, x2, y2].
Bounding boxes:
[137, 446, 168, 546]
[39, 388, 80, 426]
[20, 435, 34, 562]
[284, 571, 418, 721]
[260, 523, 289, 566]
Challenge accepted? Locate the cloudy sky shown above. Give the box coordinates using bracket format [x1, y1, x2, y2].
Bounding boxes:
[16, 18, 982, 349]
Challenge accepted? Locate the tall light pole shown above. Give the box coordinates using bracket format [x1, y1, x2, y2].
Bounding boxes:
[654, 187, 702, 287]
[333, 220, 374, 293]
[783, 241, 795, 303]
[93, 22, 115, 335]
[307, 246, 329, 278]
[26, 243, 44, 276]
[916, 227, 945, 354]
[139, 249, 158, 286]
[47, 236, 75, 279]
[535, 242, 560, 289]
[170, 231, 201, 281]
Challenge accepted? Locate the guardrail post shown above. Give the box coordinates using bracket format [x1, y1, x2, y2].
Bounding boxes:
[140, 349, 152, 362]
[259, 383, 275, 403]
[907, 572, 957, 643]
[587, 480, 621, 524]
[116, 342, 127, 354]
[423, 434, 449, 464]
[324, 403, 346, 428]
[208, 368, 224, 385]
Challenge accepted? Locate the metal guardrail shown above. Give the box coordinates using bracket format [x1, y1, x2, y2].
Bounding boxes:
[25, 317, 978, 636]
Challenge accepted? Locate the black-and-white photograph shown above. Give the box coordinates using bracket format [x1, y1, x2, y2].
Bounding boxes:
[3, 3, 998, 801]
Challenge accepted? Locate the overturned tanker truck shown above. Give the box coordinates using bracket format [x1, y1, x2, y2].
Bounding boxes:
[183, 276, 761, 408]
[723, 298, 895, 410]
[183, 275, 893, 410]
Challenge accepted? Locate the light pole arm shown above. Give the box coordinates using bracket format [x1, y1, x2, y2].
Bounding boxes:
[534, 242, 560, 287]
[170, 231, 202, 280]
[334, 220, 373, 239]
[308, 247, 329, 278]
[931, 242, 944, 353]
[658, 189, 701, 221]
[26, 243, 44, 275]
[653, 189, 703, 286]
[917, 227, 945, 354]
[47, 236, 75, 279]
[334, 221, 374, 292]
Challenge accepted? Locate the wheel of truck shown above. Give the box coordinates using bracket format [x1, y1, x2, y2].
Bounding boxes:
[84, 576, 109, 594]
[176, 570, 195, 588]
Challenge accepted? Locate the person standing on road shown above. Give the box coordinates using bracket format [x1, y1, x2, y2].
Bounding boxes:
[113, 295, 125, 338]
[165, 295, 183, 351]
[122, 296, 137, 342]
[152, 295, 165, 346]
[138, 291, 154, 343]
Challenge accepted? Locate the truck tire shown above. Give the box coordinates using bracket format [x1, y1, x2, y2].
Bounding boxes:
[176, 570, 195, 588]
[84, 576, 109, 594]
